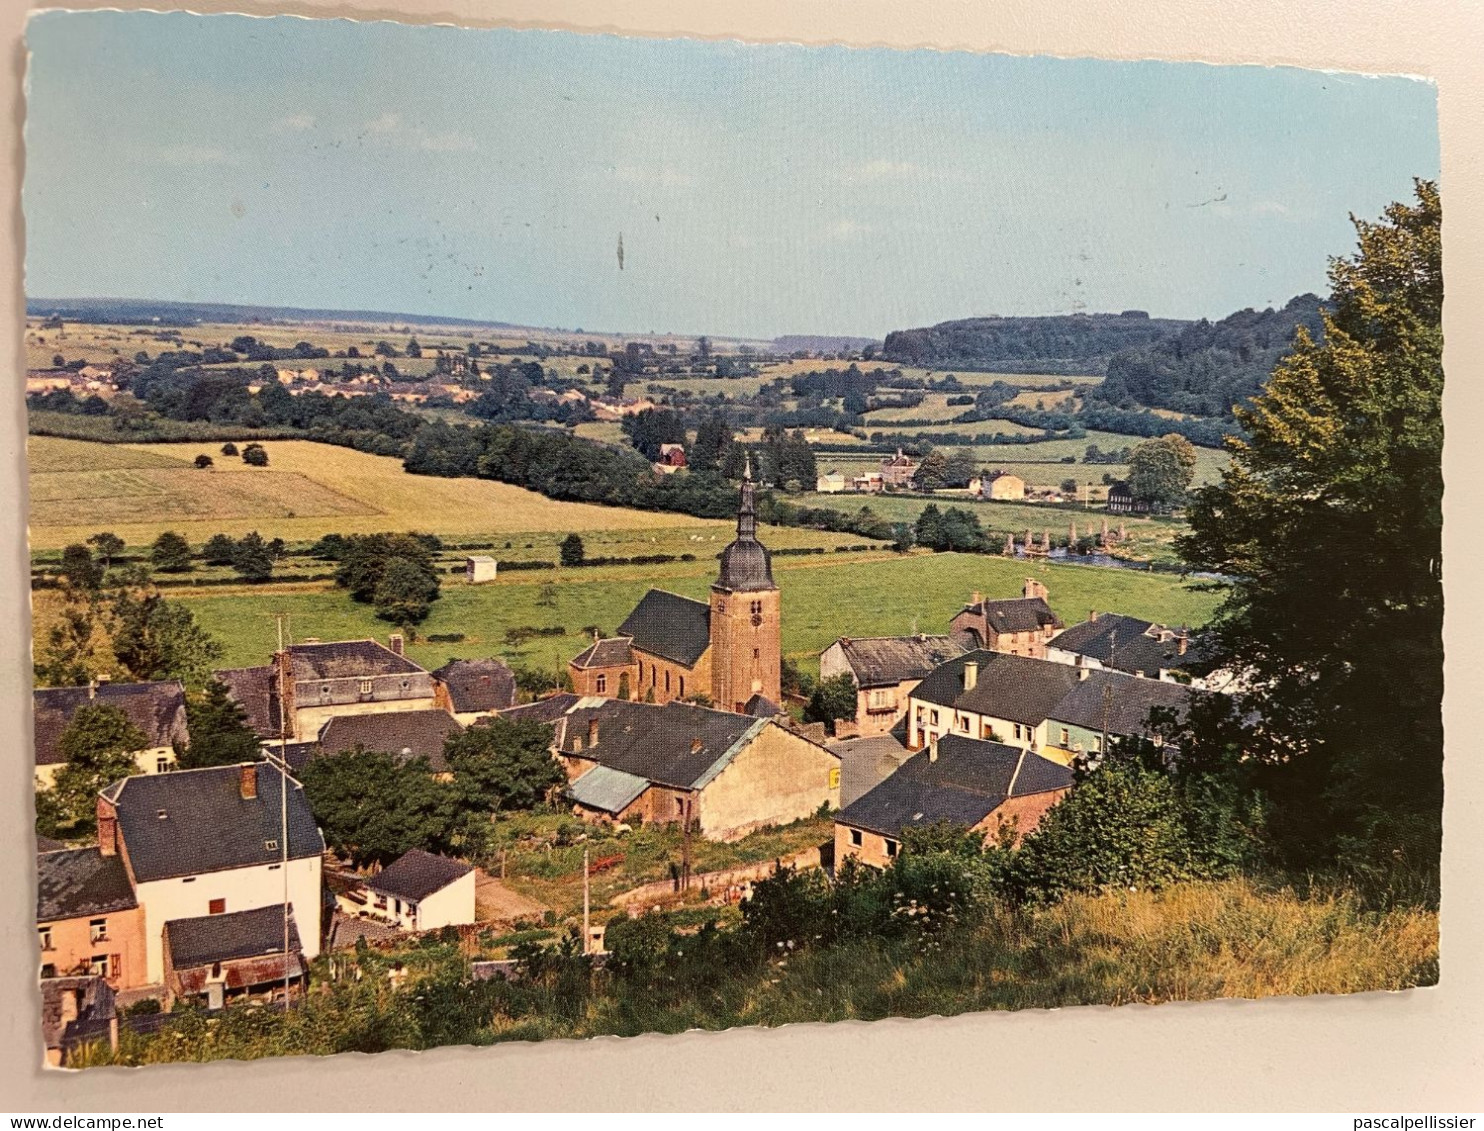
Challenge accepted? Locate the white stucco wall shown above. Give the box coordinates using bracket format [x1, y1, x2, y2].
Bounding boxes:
[413, 871, 476, 931]
[133, 856, 322, 985]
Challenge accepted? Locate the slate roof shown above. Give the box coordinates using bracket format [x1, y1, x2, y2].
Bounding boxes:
[960, 597, 1063, 636]
[831, 634, 970, 688]
[561, 700, 777, 791]
[567, 764, 651, 815]
[36, 847, 137, 922]
[33, 681, 189, 767]
[214, 665, 283, 739]
[618, 590, 712, 667]
[164, 905, 303, 969]
[40, 976, 116, 1052]
[1050, 614, 1208, 678]
[431, 658, 518, 713]
[316, 709, 463, 773]
[101, 763, 324, 884]
[912, 650, 1082, 725]
[366, 849, 474, 903]
[36, 834, 66, 853]
[285, 639, 426, 682]
[499, 693, 580, 725]
[569, 637, 635, 670]
[743, 693, 783, 718]
[1045, 668, 1199, 737]
[836, 734, 1073, 838]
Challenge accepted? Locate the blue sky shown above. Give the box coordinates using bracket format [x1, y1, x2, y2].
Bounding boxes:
[24, 12, 1439, 340]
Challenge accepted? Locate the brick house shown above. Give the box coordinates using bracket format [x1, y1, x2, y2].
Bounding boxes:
[36, 846, 148, 989]
[948, 579, 1064, 658]
[880, 448, 917, 488]
[818, 633, 971, 736]
[834, 733, 1073, 867]
[557, 700, 840, 842]
[431, 657, 517, 723]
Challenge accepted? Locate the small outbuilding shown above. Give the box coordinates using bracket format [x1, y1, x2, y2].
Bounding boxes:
[364, 849, 476, 932]
[466, 556, 499, 584]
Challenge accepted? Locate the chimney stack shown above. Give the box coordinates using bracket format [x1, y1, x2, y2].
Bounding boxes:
[1177, 630, 1189, 657]
[1089, 609, 1099, 622]
[239, 763, 258, 801]
[971, 590, 982, 607]
[389, 633, 405, 656]
[963, 660, 979, 691]
[588, 719, 600, 748]
[690, 738, 704, 754]
[1078, 667, 1090, 681]
[59, 988, 80, 1026]
[96, 799, 117, 856]
[87, 679, 97, 701]
[928, 733, 939, 762]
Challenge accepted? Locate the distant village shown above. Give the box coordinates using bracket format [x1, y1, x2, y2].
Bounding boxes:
[34, 463, 1223, 1064]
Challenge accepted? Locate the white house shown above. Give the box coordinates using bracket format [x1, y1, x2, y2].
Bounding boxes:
[363, 849, 475, 932]
[906, 650, 1083, 762]
[816, 471, 847, 493]
[34, 681, 190, 789]
[97, 763, 324, 985]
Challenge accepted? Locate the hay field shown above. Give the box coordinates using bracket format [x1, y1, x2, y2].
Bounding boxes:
[26, 436, 718, 548]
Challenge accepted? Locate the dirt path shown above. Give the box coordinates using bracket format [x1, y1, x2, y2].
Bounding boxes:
[474, 868, 550, 923]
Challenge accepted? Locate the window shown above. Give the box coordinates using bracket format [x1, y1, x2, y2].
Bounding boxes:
[749, 600, 763, 616]
[915, 706, 925, 722]
[89, 955, 109, 978]
[828, 767, 841, 790]
[181, 876, 196, 884]
[679, 677, 685, 697]
[209, 898, 226, 915]
[359, 679, 373, 694]
[884, 839, 899, 859]
[1013, 723, 1023, 741]
[89, 918, 107, 942]
[752, 648, 760, 660]
[40, 964, 56, 979]
[958, 715, 970, 732]
[716, 600, 726, 614]
[400, 679, 410, 690]
[211, 962, 222, 980]
[595, 673, 607, 694]
[156, 755, 170, 774]
[850, 828, 863, 847]
[265, 839, 278, 852]
[664, 670, 671, 693]
[1092, 735, 1103, 753]
[930, 710, 939, 726]
[38, 927, 52, 951]
[1060, 728, 1071, 747]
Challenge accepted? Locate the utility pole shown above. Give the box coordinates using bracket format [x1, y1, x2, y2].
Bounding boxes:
[680, 796, 692, 892]
[1100, 682, 1114, 762]
[275, 612, 292, 1009]
[582, 848, 591, 955]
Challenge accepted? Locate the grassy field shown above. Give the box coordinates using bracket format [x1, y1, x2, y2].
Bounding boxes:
[27, 436, 732, 548]
[32, 549, 1222, 677]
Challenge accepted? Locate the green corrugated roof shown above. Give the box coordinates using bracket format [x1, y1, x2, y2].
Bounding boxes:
[567, 764, 650, 815]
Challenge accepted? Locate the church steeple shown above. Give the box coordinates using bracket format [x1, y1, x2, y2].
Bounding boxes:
[716, 454, 775, 592]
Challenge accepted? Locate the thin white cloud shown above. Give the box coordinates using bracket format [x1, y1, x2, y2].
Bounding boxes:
[419, 131, 477, 153]
[157, 144, 235, 167]
[1253, 199, 1290, 216]
[362, 113, 475, 152]
[366, 112, 402, 134]
[854, 158, 919, 180]
[275, 112, 316, 132]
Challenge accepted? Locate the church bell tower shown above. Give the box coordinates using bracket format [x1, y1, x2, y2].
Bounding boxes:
[710, 457, 782, 713]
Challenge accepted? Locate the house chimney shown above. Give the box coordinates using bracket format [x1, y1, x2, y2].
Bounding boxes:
[1178, 631, 1189, 657]
[1089, 609, 1099, 622]
[96, 799, 117, 856]
[389, 633, 404, 656]
[87, 679, 97, 701]
[971, 590, 982, 607]
[588, 719, 600, 748]
[239, 764, 258, 801]
[690, 738, 704, 754]
[963, 660, 978, 691]
[1078, 668, 1090, 681]
[59, 988, 80, 1026]
[928, 733, 939, 762]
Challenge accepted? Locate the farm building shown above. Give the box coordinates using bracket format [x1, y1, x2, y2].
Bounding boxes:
[465, 556, 498, 584]
[654, 443, 688, 474]
[980, 472, 1026, 501]
[880, 448, 917, 488]
[1106, 480, 1151, 514]
[816, 471, 847, 493]
[834, 734, 1073, 868]
[431, 657, 518, 723]
[558, 700, 840, 842]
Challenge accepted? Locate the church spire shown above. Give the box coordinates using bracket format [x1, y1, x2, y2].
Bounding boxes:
[737, 453, 757, 540]
[715, 453, 775, 592]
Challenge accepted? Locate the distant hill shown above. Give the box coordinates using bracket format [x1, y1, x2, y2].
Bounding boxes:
[771, 334, 879, 354]
[881, 297, 1326, 418]
[879, 310, 1187, 372]
[25, 297, 523, 330]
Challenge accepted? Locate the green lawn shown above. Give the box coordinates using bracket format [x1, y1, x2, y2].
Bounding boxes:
[166, 549, 1223, 676]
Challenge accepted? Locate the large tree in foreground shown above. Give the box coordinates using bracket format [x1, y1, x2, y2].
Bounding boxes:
[1177, 181, 1442, 873]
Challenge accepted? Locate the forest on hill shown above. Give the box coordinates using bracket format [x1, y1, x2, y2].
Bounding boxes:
[880, 294, 1327, 419]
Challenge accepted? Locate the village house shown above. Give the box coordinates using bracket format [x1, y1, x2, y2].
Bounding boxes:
[215, 636, 436, 742]
[96, 762, 325, 985]
[313, 708, 464, 777]
[161, 905, 307, 1011]
[818, 633, 972, 737]
[1106, 480, 1151, 514]
[880, 448, 917, 488]
[850, 471, 885, 493]
[37, 846, 148, 989]
[1040, 666, 1200, 762]
[979, 471, 1026, 501]
[907, 649, 1083, 759]
[948, 579, 1064, 658]
[465, 555, 499, 584]
[815, 471, 847, 493]
[557, 700, 840, 842]
[834, 733, 1073, 868]
[34, 680, 190, 788]
[1046, 611, 1206, 682]
[568, 461, 782, 713]
[654, 443, 688, 474]
[360, 849, 476, 933]
[431, 657, 518, 723]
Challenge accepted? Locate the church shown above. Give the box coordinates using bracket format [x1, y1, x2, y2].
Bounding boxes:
[568, 461, 783, 715]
